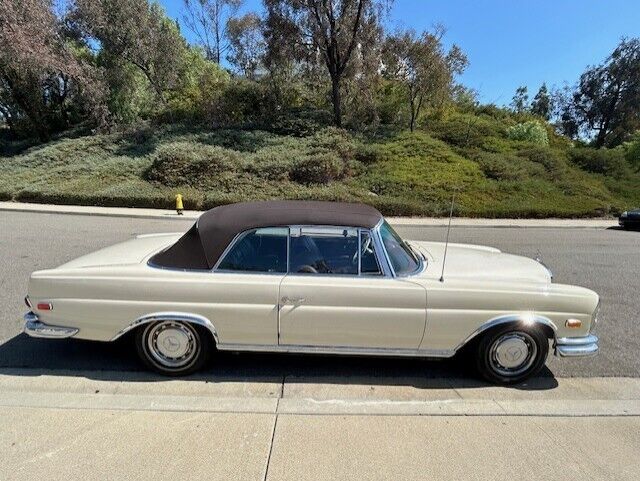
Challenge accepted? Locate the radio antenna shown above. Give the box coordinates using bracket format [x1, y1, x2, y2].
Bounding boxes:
[439, 193, 456, 283]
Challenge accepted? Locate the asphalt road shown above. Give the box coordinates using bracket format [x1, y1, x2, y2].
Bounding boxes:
[1, 210, 638, 380]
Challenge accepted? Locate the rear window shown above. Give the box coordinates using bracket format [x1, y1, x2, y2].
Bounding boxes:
[217, 227, 288, 273]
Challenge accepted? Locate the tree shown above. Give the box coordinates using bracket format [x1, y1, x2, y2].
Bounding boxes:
[382, 27, 467, 131]
[530, 83, 552, 120]
[75, 0, 188, 106]
[551, 85, 579, 139]
[563, 37, 640, 147]
[510, 85, 528, 114]
[227, 12, 265, 79]
[0, 0, 106, 139]
[182, 0, 242, 63]
[264, 0, 389, 127]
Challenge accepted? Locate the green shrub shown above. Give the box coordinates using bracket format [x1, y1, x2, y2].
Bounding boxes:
[208, 78, 266, 125]
[202, 192, 245, 210]
[623, 132, 640, 171]
[427, 112, 503, 149]
[354, 143, 385, 164]
[199, 129, 275, 152]
[517, 147, 564, 178]
[244, 150, 295, 181]
[367, 196, 436, 216]
[480, 136, 514, 154]
[14, 189, 174, 209]
[507, 121, 549, 145]
[290, 153, 345, 185]
[308, 127, 356, 160]
[568, 147, 629, 177]
[268, 108, 333, 137]
[144, 142, 240, 188]
[474, 152, 526, 181]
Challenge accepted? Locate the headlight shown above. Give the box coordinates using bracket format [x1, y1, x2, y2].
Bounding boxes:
[621, 211, 628, 218]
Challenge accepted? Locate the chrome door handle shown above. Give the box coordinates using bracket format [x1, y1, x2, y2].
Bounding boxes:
[281, 296, 306, 304]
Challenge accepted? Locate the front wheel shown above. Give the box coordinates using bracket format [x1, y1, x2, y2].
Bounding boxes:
[475, 325, 549, 385]
[136, 321, 211, 376]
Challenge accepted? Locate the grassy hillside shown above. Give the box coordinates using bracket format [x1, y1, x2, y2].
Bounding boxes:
[1, 108, 639, 217]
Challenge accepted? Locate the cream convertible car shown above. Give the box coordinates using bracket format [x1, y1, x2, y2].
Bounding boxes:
[24, 201, 599, 384]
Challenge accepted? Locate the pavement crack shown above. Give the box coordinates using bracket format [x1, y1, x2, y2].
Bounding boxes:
[262, 375, 285, 481]
[262, 405, 279, 481]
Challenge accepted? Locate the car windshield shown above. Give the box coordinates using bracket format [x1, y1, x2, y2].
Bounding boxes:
[379, 221, 421, 276]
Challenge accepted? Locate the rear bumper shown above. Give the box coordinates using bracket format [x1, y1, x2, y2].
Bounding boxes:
[23, 312, 78, 339]
[555, 334, 599, 358]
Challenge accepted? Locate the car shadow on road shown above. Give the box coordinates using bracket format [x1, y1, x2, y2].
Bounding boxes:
[0, 334, 559, 391]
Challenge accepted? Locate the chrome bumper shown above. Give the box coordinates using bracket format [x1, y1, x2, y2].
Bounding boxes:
[23, 312, 78, 339]
[555, 334, 599, 357]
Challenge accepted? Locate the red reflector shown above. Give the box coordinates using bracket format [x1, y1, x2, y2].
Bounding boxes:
[37, 302, 52, 311]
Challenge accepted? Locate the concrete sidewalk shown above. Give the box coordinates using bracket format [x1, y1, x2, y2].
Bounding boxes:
[1, 371, 639, 480]
[0, 201, 618, 228]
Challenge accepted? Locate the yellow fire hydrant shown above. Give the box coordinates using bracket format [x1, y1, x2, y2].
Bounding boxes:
[175, 193, 184, 215]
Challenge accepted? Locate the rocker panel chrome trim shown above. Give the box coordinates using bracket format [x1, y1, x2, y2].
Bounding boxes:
[217, 342, 455, 358]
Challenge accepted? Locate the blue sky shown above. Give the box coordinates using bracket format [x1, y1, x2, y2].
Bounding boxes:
[159, 0, 640, 105]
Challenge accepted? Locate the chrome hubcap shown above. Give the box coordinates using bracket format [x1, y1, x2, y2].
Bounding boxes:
[146, 321, 198, 369]
[489, 332, 537, 377]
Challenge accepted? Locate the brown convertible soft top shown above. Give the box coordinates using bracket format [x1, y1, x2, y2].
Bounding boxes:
[149, 200, 383, 269]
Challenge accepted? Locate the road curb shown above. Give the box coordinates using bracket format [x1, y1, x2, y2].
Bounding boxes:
[1, 372, 638, 417]
[0, 201, 618, 228]
[1, 391, 638, 417]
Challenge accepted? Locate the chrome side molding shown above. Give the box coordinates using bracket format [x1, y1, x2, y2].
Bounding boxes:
[217, 342, 456, 358]
[111, 312, 220, 343]
[452, 314, 558, 352]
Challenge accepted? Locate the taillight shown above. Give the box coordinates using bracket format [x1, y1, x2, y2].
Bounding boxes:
[37, 302, 53, 311]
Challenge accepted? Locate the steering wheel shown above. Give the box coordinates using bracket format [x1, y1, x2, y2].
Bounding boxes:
[298, 265, 318, 274]
[352, 236, 374, 264]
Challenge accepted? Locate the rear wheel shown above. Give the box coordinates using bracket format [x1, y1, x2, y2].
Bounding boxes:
[475, 325, 549, 385]
[136, 321, 211, 376]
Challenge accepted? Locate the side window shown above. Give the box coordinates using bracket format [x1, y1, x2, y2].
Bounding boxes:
[217, 227, 288, 273]
[290, 227, 359, 275]
[360, 230, 382, 275]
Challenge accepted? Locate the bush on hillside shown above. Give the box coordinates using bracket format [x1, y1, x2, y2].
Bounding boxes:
[290, 153, 346, 184]
[517, 147, 564, 179]
[474, 152, 526, 181]
[213, 79, 268, 125]
[308, 127, 357, 160]
[623, 132, 640, 171]
[568, 147, 629, 178]
[244, 150, 296, 181]
[427, 113, 503, 149]
[144, 142, 240, 188]
[268, 108, 333, 137]
[199, 129, 274, 152]
[507, 121, 549, 145]
[354, 143, 385, 164]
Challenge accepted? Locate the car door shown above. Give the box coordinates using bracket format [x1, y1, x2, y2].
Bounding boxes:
[278, 227, 427, 349]
[209, 227, 288, 346]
